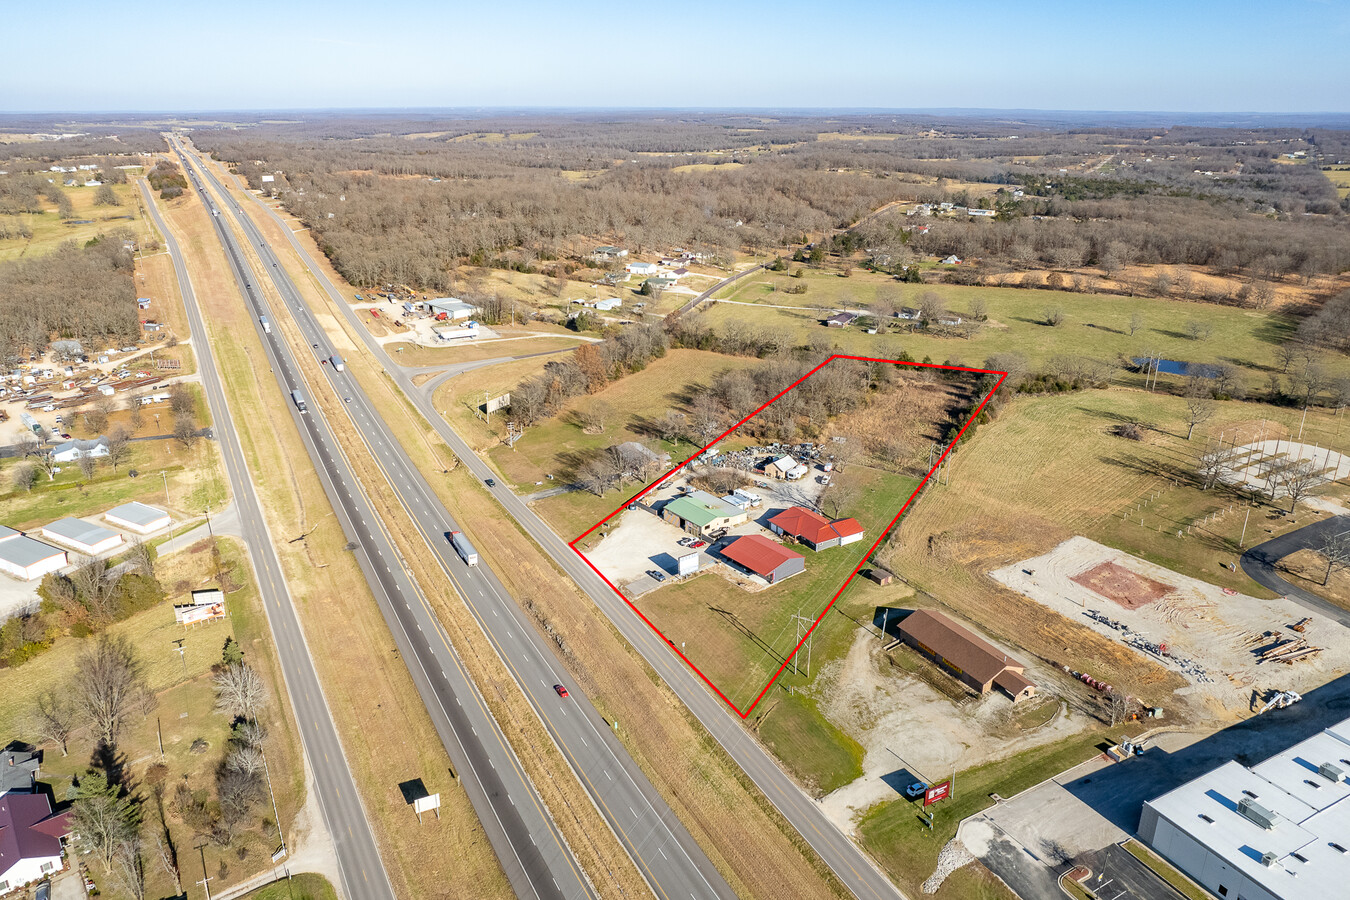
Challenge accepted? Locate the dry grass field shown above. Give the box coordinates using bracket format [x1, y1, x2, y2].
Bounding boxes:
[0, 178, 143, 261]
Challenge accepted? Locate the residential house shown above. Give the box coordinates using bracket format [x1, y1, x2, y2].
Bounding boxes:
[935, 314, 964, 326]
[896, 307, 921, 320]
[593, 246, 628, 260]
[642, 277, 677, 292]
[824, 312, 858, 328]
[0, 791, 69, 892]
[625, 262, 659, 276]
[593, 297, 622, 311]
[51, 437, 109, 463]
[760, 455, 801, 480]
[720, 535, 804, 585]
[768, 507, 865, 551]
[967, 208, 996, 217]
[940, 255, 962, 265]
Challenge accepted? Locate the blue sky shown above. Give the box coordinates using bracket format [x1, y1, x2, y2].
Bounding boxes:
[4, 0, 1348, 112]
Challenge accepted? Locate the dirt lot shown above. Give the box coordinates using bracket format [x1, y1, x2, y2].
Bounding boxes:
[816, 628, 1088, 835]
[991, 536, 1350, 717]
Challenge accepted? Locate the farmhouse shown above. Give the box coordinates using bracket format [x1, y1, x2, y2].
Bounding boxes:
[768, 507, 865, 551]
[941, 255, 962, 265]
[642, 277, 677, 292]
[593, 297, 622, 311]
[824, 312, 858, 328]
[40, 518, 124, 556]
[625, 261, 659, 276]
[593, 246, 628, 259]
[720, 535, 805, 584]
[896, 307, 921, 320]
[104, 501, 171, 534]
[1140, 714, 1350, 900]
[0, 791, 69, 892]
[51, 436, 109, 463]
[0, 533, 67, 581]
[661, 490, 749, 536]
[897, 609, 1036, 701]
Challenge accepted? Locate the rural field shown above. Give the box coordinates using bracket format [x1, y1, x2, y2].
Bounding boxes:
[708, 268, 1325, 389]
[0, 177, 144, 261]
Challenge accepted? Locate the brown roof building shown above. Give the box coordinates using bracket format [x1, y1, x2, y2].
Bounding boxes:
[897, 609, 1036, 701]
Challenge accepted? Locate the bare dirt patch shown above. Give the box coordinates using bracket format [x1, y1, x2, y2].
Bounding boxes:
[1070, 561, 1173, 610]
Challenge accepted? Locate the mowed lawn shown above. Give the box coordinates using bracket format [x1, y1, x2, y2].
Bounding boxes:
[709, 269, 1313, 388]
[632, 466, 918, 787]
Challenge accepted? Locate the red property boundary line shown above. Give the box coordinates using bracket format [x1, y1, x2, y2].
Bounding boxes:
[568, 354, 1008, 719]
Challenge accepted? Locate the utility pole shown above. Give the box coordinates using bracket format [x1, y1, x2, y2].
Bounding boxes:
[196, 845, 213, 900]
[1240, 504, 1252, 549]
[173, 639, 187, 676]
[790, 613, 815, 678]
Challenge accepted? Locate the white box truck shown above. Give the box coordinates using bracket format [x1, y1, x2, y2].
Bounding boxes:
[330, 355, 345, 372]
[449, 530, 478, 566]
[260, 316, 271, 334]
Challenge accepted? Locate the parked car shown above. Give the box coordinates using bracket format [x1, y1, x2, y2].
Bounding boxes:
[690, 540, 706, 549]
[905, 782, 927, 799]
[678, 537, 693, 546]
[648, 570, 666, 583]
[553, 684, 569, 698]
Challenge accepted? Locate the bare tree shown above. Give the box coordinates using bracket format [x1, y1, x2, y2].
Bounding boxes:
[126, 537, 155, 578]
[73, 634, 151, 745]
[70, 556, 123, 623]
[77, 450, 98, 482]
[576, 401, 610, 435]
[819, 480, 860, 518]
[1292, 358, 1327, 409]
[33, 690, 76, 756]
[109, 834, 147, 900]
[1184, 392, 1215, 440]
[689, 394, 724, 445]
[11, 461, 38, 493]
[1317, 528, 1350, 585]
[654, 410, 685, 445]
[1197, 446, 1236, 491]
[1275, 343, 1300, 374]
[213, 663, 269, 723]
[1185, 320, 1212, 341]
[106, 426, 131, 472]
[1279, 459, 1327, 513]
[173, 415, 197, 448]
[128, 397, 145, 433]
[1043, 306, 1065, 327]
[918, 291, 945, 322]
[1128, 311, 1144, 336]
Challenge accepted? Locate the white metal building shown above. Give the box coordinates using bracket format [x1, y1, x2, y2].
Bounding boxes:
[40, 517, 124, 555]
[104, 501, 171, 534]
[0, 533, 67, 581]
[428, 298, 478, 320]
[1139, 715, 1350, 900]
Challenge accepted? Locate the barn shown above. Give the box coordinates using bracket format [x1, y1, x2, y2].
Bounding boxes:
[0, 531, 67, 581]
[897, 609, 1036, 701]
[719, 535, 804, 585]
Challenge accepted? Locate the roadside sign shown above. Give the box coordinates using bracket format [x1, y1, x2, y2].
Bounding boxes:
[924, 780, 951, 807]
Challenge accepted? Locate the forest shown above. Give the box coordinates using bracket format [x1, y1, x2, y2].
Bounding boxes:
[188, 114, 1350, 293]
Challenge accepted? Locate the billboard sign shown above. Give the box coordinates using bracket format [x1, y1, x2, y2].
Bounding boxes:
[923, 780, 951, 807]
[175, 602, 226, 625]
[483, 393, 511, 414]
[677, 552, 699, 576]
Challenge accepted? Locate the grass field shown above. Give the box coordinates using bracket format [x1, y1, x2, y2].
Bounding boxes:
[1322, 166, 1350, 199]
[708, 268, 1318, 389]
[236, 873, 338, 900]
[858, 728, 1113, 900]
[0, 180, 143, 261]
[385, 332, 587, 366]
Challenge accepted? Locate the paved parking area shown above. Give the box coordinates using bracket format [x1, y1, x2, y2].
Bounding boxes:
[1076, 844, 1185, 900]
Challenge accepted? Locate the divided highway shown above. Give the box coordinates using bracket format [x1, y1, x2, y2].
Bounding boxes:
[137, 181, 396, 900]
[171, 143, 597, 900]
[206, 148, 912, 900]
[176, 140, 738, 900]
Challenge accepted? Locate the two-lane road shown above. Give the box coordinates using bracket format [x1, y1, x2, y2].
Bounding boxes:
[205, 144, 911, 900]
[178, 140, 738, 900]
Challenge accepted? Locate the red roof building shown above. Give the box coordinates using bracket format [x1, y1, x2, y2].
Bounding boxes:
[720, 535, 805, 584]
[768, 507, 865, 551]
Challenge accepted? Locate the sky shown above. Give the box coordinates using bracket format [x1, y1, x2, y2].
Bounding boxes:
[4, 0, 1349, 113]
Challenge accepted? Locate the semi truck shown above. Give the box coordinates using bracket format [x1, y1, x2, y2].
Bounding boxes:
[330, 355, 345, 372]
[449, 530, 478, 566]
[291, 390, 307, 414]
[260, 316, 271, 334]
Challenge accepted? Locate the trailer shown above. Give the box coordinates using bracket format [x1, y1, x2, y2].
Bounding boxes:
[260, 316, 271, 334]
[291, 390, 308, 414]
[449, 530, 478, 566]
[330, 355, 345, 372]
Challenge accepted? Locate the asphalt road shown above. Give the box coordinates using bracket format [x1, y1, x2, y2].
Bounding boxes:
[1240, 514, 1350, 627]
[213, 148, 912, 900]
[178, 140, 737, 900]
[137, 180, 396, 900]
[170, 143, 596, 900]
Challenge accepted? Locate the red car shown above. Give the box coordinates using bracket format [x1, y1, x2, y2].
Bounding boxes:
[690, 540, 706, 549]
[553, 684, 569, 698]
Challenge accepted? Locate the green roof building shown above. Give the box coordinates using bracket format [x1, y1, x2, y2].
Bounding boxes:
[661, 490, 749, 536]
